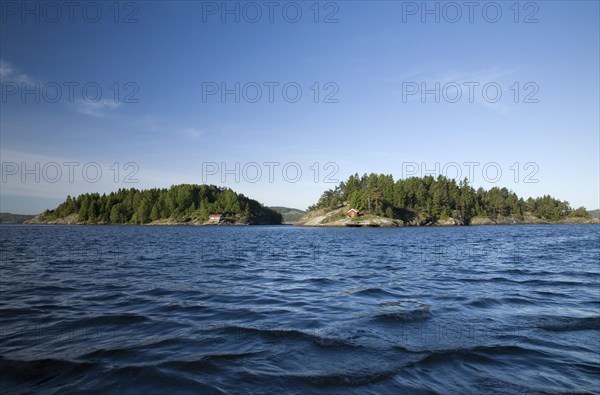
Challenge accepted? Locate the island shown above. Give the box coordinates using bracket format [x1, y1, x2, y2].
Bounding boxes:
[0, 213, 36, 224]
[296, 173, 598, 227]
[26, 184, 282, 225]
[268, 206, 306, 224]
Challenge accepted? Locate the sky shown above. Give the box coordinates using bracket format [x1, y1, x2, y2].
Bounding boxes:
[1, 0, 599, 213]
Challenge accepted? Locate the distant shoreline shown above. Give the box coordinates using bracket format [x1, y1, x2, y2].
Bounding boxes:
[294, 207, 600, 228]
[5, 208, 600, 227]
[12, 220, 599, 227]
[23, 214, 278, 226]
[293, 221, 600, 228]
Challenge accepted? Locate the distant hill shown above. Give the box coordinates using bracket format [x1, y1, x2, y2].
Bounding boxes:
[588, 209, 600, 219]
[0, 213, 36, 224]
[268, 207, 306, 224]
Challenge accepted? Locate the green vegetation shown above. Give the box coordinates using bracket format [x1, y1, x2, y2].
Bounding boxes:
[39, 184, 282, 225]
[0, 213, 35, 224]
[309, 173, 590, 224]
[268, 207, 306, 223]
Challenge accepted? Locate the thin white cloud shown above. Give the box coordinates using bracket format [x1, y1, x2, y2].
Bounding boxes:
[76, 99, 121, 117]
[0, 59, 34, 85]
[380, 66, 521, 115]
[179, 127, 203, 140]
[122, 117, 207, 140]
[1, 59, 122, 118]
[138, 115, 164, 132]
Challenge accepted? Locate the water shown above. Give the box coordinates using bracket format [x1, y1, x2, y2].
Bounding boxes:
[1, 224, 599, 394]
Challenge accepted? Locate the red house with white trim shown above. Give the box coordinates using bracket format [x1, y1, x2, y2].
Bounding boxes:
[347, 209, 359, 218]
[208, 214, 223, 222]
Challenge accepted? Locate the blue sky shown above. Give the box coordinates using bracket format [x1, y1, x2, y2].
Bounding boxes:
[1, 1, 599, 213]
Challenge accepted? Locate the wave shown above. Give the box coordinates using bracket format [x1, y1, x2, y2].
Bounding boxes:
[153, 305, 211, 318]
[0, 357, 98, 390]
[0, 307, 46, 316]
[538, 316, 600, 332]
[31, 284, 77, 292]
[216, 325, 360, 349]
[346, 287, 402, 298]
[90, 364, 225, 394]
[468, 297, 502, 308]
[468, 296, 535, 308]
[375, 301, 432, 323]
[159, 352, 261, 371]
[66, 313, 149, 327]
[286, 368, 398, 387]
[402, 344, 554, 375]
[306, 277, 336, 285]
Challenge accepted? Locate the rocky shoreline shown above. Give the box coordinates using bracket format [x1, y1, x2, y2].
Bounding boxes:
[294, 207, 599, 227]
[25, 214, 258, 226]
[22, 208, 600, 227]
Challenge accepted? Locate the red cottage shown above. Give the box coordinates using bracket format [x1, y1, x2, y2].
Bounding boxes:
[347, 209, 359, 218]
[208, 214, 223, 222]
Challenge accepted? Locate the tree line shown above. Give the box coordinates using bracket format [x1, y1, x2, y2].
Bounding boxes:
[41, 184, 282, 224]
[309, 173, 590, 223]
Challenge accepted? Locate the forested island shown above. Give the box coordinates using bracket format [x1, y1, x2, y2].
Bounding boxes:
[27, 184, 282, 225]
[20, 175, 598, 227]
[297, 173, 597, 227]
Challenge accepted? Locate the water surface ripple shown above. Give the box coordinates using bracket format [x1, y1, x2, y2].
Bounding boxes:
[1, 225, 599, 394]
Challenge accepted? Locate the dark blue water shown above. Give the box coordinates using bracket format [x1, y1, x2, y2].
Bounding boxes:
[1, 224, 599, 394]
